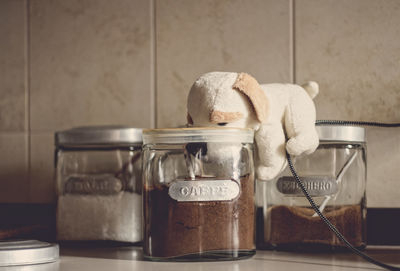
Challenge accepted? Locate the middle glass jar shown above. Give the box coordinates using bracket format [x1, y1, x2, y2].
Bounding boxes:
[142, 128, 255, 261]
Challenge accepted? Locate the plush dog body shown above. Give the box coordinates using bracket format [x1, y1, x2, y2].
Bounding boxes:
[187, 71, 319, 180]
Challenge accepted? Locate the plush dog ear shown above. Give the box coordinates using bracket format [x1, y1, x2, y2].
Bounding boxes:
[187, 113, 193, 125]
[233, 73, 269, 123]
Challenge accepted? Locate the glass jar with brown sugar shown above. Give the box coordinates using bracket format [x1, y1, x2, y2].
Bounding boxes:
[256, 125, 367, 251]
[142, 127, 255, 261]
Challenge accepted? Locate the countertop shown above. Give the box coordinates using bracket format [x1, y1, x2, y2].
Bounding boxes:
[10, 245, 400, 271]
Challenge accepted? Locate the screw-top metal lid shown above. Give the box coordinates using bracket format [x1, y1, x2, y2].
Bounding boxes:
[316, 125, 365, 143]
[143, 127, 254, 144]
[0, 240, 59, 266]
[55, 126, 143, 147]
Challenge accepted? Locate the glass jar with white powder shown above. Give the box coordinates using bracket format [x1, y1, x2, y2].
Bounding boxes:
[55, 126, 143, 242]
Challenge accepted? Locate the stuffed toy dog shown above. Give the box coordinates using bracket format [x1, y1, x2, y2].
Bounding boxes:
[187, 71, 319, 181]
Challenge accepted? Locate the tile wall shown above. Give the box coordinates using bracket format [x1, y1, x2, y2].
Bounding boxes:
[0, 0, 399, 206]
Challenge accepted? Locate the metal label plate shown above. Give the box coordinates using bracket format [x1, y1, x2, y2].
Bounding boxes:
[277, 176, 338, 197]
[168, 179, 240, 202]
[64, 174, 123, 195]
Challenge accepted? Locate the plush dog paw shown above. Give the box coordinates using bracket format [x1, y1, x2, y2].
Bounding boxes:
[256, 164, 285, 181]
[286, 133, 319, 156]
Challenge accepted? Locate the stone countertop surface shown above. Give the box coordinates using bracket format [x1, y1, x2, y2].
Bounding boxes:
[9, 245, 400, 271]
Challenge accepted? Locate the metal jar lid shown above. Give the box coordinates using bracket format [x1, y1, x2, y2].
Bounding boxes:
[0, 240, 59, 266]
[316, 125, 365, 143]
[55, 125, 143, 147]
[143, 127, 254, 144]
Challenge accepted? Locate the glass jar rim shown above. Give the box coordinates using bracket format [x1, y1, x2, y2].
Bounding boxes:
[143, 127, 254, 144]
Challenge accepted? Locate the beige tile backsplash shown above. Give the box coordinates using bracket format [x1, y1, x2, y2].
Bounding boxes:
[295, 0, 400, 122]
[0, 0, 27, 132]
[30, 0, 152, 131]
[0, 0, 399, 207]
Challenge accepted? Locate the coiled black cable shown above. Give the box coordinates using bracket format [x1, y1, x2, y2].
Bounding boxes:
[286, 120, 400, 271]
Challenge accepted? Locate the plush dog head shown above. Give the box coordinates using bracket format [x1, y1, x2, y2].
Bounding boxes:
[187, 72, 269, 130]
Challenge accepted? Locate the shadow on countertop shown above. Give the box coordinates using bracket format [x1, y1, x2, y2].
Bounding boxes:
[59, 241, 144, 261]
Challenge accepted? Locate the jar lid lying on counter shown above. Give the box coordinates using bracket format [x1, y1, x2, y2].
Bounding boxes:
[316, 125, 365, 143]
[143, 127, 254, 144]
[55, 126, 143, 147]
[0, 240, 59, 266]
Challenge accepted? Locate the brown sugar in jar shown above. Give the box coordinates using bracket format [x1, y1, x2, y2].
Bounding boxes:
[256, 125, 367, 251]
[265, 205, 364, 250]
[142, 128, 256, 261]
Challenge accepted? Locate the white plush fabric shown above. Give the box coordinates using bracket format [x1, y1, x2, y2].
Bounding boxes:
[187, 71, 319, 181]
[256, 83, 319, 180]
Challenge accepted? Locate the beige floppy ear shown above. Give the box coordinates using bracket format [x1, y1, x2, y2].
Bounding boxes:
[187, 113, 193, 125]
[233, 73, 269, 123]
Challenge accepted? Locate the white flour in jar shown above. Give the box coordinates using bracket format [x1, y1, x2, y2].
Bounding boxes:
[57, 192, 142, 242]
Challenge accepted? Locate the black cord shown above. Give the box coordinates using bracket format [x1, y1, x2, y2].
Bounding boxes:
[316, 120, 400, 127]
[286, 120, 400, 271]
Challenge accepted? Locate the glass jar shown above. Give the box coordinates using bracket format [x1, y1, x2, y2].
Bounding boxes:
[142, 128, 255, 261]
[55, 126, 143, 242]
[256, 125, 367, 251]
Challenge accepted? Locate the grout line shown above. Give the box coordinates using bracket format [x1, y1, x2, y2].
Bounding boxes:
[150, 0, 157, 128]
[290, 0, 296, 84]
[26, 0, 32, 201]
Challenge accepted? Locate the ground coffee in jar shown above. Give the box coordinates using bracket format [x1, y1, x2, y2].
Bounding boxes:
[142, 128, 255, 261]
